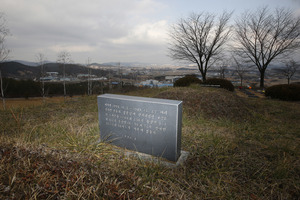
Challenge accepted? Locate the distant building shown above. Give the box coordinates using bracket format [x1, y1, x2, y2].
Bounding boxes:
[139, 79, 173, 88]
[90, 77, 107, 81]
[157, 83, 173, 87]
[40, 72, 59, 81]
[40, 77, 59, 81]
[165, 76, 184, 83]
[46, 72, 59, 77]
[111, 81, 119, 85]
[140, 79, 159, 87]
[60, 77, 71, 81]
[77, 74, 97, 79]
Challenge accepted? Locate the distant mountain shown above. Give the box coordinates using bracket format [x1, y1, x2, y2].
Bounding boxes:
[0, 61, 40, 79]
[101, 62, 151, 67]
[177, 67, 195, 71]
[11, 60, 40, 67]
[0, 61, 108, 79]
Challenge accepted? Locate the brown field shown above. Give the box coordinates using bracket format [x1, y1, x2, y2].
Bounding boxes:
[0, 90, 266, 111]
[0, 96, 82, 110]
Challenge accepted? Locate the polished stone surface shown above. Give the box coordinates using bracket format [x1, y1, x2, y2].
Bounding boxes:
[98, 94, 182, 162]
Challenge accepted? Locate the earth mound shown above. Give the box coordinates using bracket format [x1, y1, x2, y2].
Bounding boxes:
[155, 87, 253, 121]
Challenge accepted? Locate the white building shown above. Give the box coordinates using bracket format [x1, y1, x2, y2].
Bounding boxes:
[140, 79, 159, 87]
[46, 72, 59, 77]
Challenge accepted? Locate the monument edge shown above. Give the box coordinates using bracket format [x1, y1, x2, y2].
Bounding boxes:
[97, 94, 182, 106]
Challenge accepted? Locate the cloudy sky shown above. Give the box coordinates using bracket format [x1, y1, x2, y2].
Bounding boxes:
[2, 0, 300, 65]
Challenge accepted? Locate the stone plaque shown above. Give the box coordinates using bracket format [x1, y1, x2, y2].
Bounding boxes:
[97, 94, 182, 162]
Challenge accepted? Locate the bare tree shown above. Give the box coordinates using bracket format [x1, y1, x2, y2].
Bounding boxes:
[118, 62, 122, 89]
[86, 57, 92, 95]
[0, 12, 10, 110]
[219, 66, 226, 79]
[168, 11, 232, 81]
[234, 7, 300, 88]
[36, 53, 47, 102]
[0, 12, 9, 62]
[0, 70, 6, 109]
[57, 51, 72, 99]
[281, 60, 299, 84]
[232, 56, 251, 87]
[217, 60, 228, 79]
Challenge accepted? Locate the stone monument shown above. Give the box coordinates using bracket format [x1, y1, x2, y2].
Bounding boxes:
[98, 94, 183, 162]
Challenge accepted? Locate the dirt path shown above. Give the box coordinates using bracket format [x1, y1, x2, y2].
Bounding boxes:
[235, 89, 265, 99]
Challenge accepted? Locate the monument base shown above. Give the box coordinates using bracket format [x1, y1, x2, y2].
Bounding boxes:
[122, 149, 189, 168]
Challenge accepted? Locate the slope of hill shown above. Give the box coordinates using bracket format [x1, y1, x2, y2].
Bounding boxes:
[0, 86, 299, 199]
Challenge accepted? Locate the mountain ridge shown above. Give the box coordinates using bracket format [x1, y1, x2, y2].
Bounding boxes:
[0, 61, 109, 79]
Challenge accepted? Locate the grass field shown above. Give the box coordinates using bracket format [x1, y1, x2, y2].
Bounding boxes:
[0, 86, 299, 199]
[0, 96, 82, 110]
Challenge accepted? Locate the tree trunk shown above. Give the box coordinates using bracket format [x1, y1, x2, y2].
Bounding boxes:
[63, 64, 66, 99]
[63, 80, 66, 99]
[240, 77, 243, 87]
[0, 70, 6, 110]
[90, 81, 92, 95]
[260, 70, 265, 89]
[88, 68, 90, 95]
[202, 73, 206, 82]
[198, 63, 207, 82]
[200, 69, 206, 82]
[42, 81, 45, 103]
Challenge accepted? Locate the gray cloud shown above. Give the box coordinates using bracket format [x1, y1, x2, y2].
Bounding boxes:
[3, 0, 170, 63]
[2, 0, 299, 64]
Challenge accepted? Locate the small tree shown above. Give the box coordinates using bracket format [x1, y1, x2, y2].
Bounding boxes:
[281, 60, 298, 84]
[234, 7, 300, 88]
[86, 57, 92, 95]
[0, 12, 10, 110]
[57, 51, 72, 99]
[232, 56, 251, 87]
[36, 53, 47, 102]
[118, 62, 122, 89]
[168, 11, 232, 81]
[0, 70, 5, 109]
[0, 13, 9, 61]
[217, 60, 228, 79]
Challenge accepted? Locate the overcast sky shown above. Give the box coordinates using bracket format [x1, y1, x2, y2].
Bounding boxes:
[2, 0, 300, 65]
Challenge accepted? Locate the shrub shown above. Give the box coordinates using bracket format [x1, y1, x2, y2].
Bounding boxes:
[2, 78, 41, 98]
[203, 78, 234, 91]
[174, 75, 202, 87]
[265, 84, 300, 101]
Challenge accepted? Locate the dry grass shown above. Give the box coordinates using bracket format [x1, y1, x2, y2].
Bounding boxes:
[0, 96, 81, 110]
[0, 87, 299, 199]
[155, 86, 253, 121]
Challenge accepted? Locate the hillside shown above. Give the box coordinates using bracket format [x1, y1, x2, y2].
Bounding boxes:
[0, 86, 299, 199]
